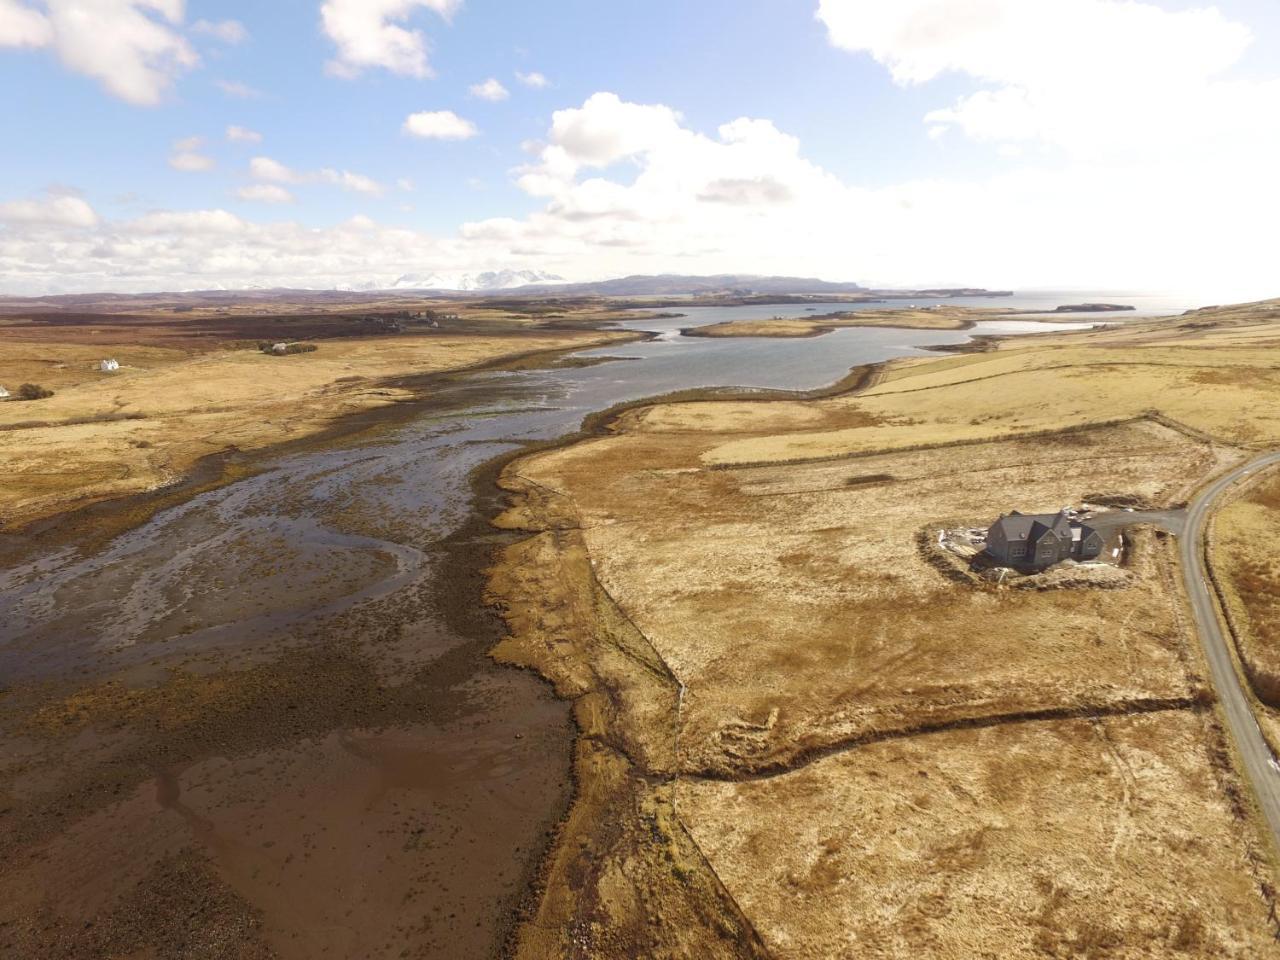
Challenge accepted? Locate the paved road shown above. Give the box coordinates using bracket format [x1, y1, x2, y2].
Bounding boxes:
[1087, 508, 1186, 538]
[1181, 451, 1280, 844]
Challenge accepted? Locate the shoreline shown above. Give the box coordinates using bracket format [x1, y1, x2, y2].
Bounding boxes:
[0, 312, 1112, 957]
[678, 315, 980, 340]
[0, 328, 649, 562]
[474, 329, 1047, 954]
[673, 307, 1108, 341]
[0, 327, 653, 959]
[476, 302, 1280, 954]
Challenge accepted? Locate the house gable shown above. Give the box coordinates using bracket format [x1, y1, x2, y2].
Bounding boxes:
[985, 509, 1105, 569]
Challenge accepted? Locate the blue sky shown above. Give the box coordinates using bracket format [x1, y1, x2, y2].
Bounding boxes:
[4, 1, 991, 227]
[1, 0, 1279, 295]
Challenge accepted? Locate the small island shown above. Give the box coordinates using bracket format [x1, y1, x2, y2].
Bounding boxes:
[681, 306, 1008, 339]
[1053, 303, 1136, 313]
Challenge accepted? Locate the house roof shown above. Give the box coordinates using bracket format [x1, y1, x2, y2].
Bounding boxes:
[991, 509, 1090, 544]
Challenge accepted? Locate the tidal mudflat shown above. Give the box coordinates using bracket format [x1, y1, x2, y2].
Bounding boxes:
[0, 297, 1192, 958]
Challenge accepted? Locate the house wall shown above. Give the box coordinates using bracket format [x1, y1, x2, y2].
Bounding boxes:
[1077, 532, 1104, 560]
[1032, 531, 1059, 567]
[986, 524, 1011, 564]
[987, 519, 1102, 569]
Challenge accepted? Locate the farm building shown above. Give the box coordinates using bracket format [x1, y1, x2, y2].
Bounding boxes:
[0, 385, 9, 399]
[99, 359, 120, 372]
[271, 343, 289, 355]
[985, 510, 1103, 570]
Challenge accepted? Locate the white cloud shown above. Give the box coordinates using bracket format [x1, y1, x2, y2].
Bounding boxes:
[0, 192, 98, 228]
[169, 135, 214, 172]
[469, 77, 508, 101]
[817, 0, 1249, 87]
[5, 21, 1280, 306]
[226, 124, 262, 143]
[321, 169, 384, 195]
[2, 121, 1276, 299]
[320, 0, 459, 79]
[0, 0, 53, 47]
[249, 156, 385, 195]
[127, 208, 245, 235]
[249, 156, 296, 183]
[235, 184, 293, 204]
[499, 94, 831, 227]
[397, 177, 415, 192]
[448, 89, 1279, 301]
[515, 70, 548, 89]
[191, 17, 245, 44]
[26, 0, 200, 106]
[216, 78, 262, 99]
[169, 151, 214, 172]
[0, 205, 467, 293]
[403, 110, 477, 140]
[545, 92, 683, 168]
[815, 0, 1276, 157]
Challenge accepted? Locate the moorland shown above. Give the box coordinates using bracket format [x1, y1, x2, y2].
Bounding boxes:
[6, 291, 1280, 959]
[490, 298, 1280, 957]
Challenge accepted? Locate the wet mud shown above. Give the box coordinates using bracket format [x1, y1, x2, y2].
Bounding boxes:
[0, 368, 582, 960]
[0, 309, 1066, 958]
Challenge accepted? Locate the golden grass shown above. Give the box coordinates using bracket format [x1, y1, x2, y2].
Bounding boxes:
[504, 419, 1218, 779]
[488, 297, 1280, 955]
[1212, 468, 1280, 757]
[684, 306, 1002, 339]
[699, 344, 1280, 467]
[680, 710, 1275, 959]
[0, 341, 195, 395]
[0, 329, 629, 530]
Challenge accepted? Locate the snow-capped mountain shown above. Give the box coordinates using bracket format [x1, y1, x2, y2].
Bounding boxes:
[389, 269, 565, 292]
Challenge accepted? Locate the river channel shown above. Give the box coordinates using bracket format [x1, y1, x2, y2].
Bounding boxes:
[0, 295, 1189, 958]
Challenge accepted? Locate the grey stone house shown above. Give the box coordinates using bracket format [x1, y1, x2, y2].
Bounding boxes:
[985, 510, 1104, 570]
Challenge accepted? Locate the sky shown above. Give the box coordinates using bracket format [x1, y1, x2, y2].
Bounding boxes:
[1, 0, 1278, 298]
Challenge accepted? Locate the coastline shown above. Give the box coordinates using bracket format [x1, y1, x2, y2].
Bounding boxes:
[672, 305, 1102, 341]
[0, 306, 1177, 956]
[0, 328, 647, 560]
[474, 339, 998, 955]
[678, 312, 981, 340]
[474, 303, 1280, 953]
[0, 327, 642, 960]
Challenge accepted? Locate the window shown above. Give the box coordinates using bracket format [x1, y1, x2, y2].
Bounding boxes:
[1012, 545, 1026, 558]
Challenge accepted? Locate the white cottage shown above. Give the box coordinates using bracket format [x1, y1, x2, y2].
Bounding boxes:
[271, 343, 289, 355]
[100, 359, 120, 372]
[0, 385, 9, 399]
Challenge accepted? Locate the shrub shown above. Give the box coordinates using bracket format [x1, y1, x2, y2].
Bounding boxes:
[16, 383, 54, 401]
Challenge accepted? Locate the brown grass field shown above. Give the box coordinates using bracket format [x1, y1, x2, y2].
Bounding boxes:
[9, 293, 1280, 957]
[680, 710, 1273, 959]
[0, 309, 634, 531]
[487, 298, 1280, 957]
[682, 305, 1002, 338]
[1211, 468, 1280, 752]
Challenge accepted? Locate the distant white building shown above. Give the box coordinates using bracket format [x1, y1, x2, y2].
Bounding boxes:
[100, 359, 120, 372]
[271, 342, 289, 355]
[0, 385, 9, 399]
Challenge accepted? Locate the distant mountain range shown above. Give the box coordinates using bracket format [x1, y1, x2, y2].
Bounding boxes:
[382, 272, 871, 296]
[0, 273, 1011, 312]
[383, 272, 1007, 299]
[388, 269, 566, 292]
[508, 274, 871, 296]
